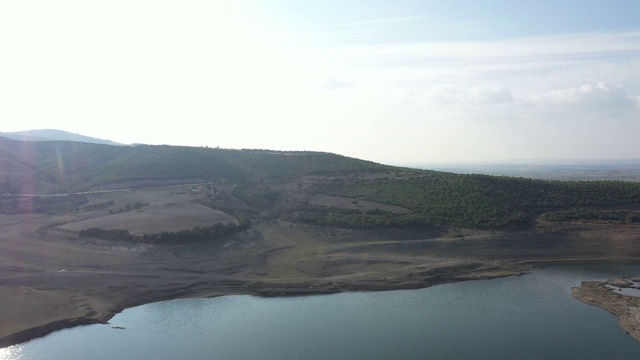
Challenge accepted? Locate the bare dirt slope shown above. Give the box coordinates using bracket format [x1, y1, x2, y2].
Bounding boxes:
[2, 185, 640, 347]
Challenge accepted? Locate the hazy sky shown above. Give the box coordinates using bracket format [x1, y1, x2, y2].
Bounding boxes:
[1, 1, 640, 165]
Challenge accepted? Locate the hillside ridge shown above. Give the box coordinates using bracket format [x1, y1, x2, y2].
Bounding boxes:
[0, 129, 122, 146]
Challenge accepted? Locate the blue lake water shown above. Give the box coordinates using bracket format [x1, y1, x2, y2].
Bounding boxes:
[3, 264, 640, 360]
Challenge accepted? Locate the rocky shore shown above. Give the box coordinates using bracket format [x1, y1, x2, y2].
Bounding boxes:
[572, 278, 640, 341]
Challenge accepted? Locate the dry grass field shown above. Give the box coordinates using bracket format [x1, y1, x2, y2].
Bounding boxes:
[61, 202, 236, 236]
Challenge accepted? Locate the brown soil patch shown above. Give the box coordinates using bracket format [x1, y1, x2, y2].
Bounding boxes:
[0, 286, 88, 338]
[57, 187, 237, 235]
[61, 203, 236, 235]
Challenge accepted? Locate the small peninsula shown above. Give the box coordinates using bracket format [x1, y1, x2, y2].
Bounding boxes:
[572, 278, 640, 341]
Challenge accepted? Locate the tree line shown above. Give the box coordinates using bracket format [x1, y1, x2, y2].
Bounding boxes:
[541, 209, 640, 223]
[78, 219, 250, 244]
[292, 173, 640, 230]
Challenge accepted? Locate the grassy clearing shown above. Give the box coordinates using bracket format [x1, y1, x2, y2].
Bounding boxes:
[61, 203, 236, 235]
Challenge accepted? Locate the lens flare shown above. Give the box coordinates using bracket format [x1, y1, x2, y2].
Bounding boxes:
[54, 143, 66, 189]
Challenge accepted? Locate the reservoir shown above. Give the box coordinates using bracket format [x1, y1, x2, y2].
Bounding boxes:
[3, 264, 640, 359]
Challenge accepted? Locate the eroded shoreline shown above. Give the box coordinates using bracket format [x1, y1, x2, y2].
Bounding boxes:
[572, 278, 640, 341]
[6, 257, 638, 349]
[0, 262, 525, 348]
[3, 205, 640, 349]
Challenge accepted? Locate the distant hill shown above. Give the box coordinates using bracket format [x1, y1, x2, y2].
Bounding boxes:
[0, 136, 396, 194]
[418, 161, 640, 181]
[0, 129, 122, 146]
[2, 136, 640, 230]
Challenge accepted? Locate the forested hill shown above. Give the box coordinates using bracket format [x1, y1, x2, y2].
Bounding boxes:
[3, 136, 640, 231]
[298, 174, 640, 229]
[0, 129, 121, 146]
[0, 136, 395, 193]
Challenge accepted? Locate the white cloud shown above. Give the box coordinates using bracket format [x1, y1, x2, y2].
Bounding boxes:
[426, 86, 513, 105]
[317, 30, 640, 70]
[296, 30, 640, 104]
[531, 82, 637, 109]
[318, 77, 353, 90]
[469, 87, 514, 105]
[425, 86, 464, 105]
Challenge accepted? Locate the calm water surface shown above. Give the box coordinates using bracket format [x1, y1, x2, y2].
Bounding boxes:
[3, 264, 640, 360]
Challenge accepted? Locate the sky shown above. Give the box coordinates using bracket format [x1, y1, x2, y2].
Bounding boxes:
[1, 0, 640, 166]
